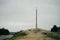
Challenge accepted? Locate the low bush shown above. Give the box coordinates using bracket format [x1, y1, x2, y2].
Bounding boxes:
[47, 34, 60, 40]
[9, 32, 27, 40]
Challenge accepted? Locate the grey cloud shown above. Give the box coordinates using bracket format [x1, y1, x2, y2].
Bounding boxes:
[0, 0, 60, 32]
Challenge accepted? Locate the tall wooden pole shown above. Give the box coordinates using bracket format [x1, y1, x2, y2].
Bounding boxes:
[36, 8, 37, 29]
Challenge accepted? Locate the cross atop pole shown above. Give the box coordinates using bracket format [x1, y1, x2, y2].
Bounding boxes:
[36, 8, 37, 29]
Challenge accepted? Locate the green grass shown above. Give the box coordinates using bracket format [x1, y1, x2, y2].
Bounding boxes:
[9, 32, 27, 40]
[47, 34, 60, 40]
[43, 32, 60, 40]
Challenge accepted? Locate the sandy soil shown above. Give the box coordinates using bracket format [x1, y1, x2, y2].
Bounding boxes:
[14, 29, 54, 40]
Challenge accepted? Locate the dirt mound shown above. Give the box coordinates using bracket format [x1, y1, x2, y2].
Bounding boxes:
[10, 28, 54, 40]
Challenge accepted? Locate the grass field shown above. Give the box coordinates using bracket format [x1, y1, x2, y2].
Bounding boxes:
[47, 34, 60, 40]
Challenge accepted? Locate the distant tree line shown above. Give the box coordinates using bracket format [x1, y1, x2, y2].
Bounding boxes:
[0, 28, 10, 35]
[51, 25, 60, 32]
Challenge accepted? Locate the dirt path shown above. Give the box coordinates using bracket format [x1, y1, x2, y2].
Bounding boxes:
[15, 29, 54, 40]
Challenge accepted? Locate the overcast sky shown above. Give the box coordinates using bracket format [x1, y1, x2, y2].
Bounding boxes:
[0, 0, 60, 32]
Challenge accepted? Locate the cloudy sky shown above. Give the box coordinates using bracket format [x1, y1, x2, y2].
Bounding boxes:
[0, 0, 60, 32]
